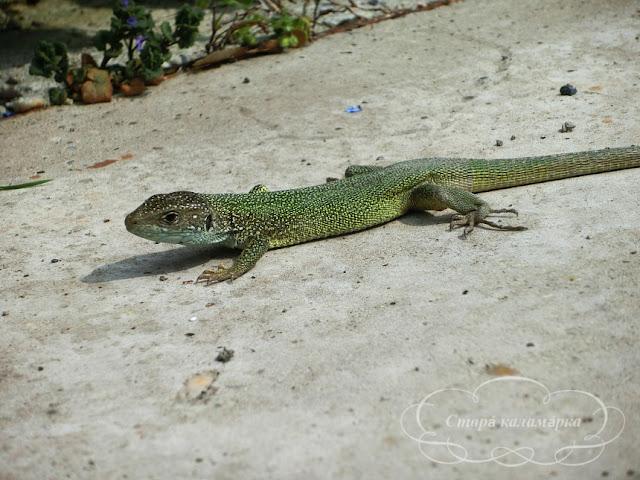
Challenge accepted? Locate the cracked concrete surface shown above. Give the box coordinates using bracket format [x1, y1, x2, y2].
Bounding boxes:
[1, 0, 639, 478]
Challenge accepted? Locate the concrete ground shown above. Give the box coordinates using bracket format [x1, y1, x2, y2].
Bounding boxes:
[1, 0, 639, 478]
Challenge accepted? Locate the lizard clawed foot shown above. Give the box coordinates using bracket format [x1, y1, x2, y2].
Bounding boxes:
[196, 264, 235, 285]
[450, 208, 526, 237]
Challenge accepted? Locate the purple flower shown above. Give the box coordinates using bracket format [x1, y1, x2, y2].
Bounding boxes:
[126, 16, 137, 26]
[120, 0, 129, 6]
[134, 35, 147, 51]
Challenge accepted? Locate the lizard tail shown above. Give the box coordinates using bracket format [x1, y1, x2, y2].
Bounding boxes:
[465, 145, 640, 192]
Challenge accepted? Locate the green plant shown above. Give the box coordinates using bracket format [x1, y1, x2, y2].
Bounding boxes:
[93, 0, 204, 80]
[230, 14, 269, 47]
[207, 0, 310, 51]
[270, 12, 310, 48]
[29, 41, 69, 83]
[29, 0, 204, 103]
[0, 179, 53, 190]
[27, 0, 320, 106]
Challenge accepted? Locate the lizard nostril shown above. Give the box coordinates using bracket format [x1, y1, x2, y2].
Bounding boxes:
[205, 214, 212, 231]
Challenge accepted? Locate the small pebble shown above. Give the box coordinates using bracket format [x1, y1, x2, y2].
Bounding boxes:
[216, 347, 234, 363]
[176, 370, 219, 404]
[560, 84, 577, 96]
[6, 96, 45, 113]
[560, 121, 576, 133]
[0, 86, 21, 101]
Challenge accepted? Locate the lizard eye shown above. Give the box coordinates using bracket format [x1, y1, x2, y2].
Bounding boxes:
[162, 212, 179, 224]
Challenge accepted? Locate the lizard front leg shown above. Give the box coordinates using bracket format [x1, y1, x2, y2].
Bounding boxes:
[409, 183, 526, 236]
[196, 235, 269, 285]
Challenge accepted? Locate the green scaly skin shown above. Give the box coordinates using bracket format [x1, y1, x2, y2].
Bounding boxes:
[125, 146, 640, 284]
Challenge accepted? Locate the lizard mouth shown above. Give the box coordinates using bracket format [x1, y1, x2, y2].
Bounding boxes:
[124, 213, 178, 243]
[126, 223, 189, 244]
[125, 211, 232, 246]
[124, 212, 138, 233]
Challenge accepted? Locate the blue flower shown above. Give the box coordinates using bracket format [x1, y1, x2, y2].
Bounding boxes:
[120, 0, 129, 6]
[126, 16, 138, 26]
[135, 35, 147, 51]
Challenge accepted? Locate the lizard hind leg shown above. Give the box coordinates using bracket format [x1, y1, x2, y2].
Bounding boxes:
[409, 183, 526, 237]
[450, 208, 525, 237]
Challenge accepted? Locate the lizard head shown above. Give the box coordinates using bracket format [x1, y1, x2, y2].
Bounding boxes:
[125, 191, 232, 246]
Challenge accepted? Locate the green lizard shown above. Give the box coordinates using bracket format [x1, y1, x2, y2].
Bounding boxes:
[125, 146, 640, 284]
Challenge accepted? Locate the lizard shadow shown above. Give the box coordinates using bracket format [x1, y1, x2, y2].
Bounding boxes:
[398, 211, 444, 227]
[82, 246, 237, 284]
[396, 211, 455, 232]
[398, 210, 522, 236]
[83, 212, 487, 285]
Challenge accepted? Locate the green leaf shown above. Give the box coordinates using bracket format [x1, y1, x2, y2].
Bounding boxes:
[271, 13, 309, 48]
[140, 41, 168, 81]
[174, 5, 204, 48]
[81, 69, 113, 104]
[48, 87, 68, 105]
[70, 67, 87, 83]
[279, 36, 294, 48]
[29, 41, 69, 82]
[94, 30, 123, 60]
[0, 179, 53, 190]
[112, 3, 154, 37]
[225, 0, 254, 10]
[231, 24, 258, 47]
[124, 58, 143, 79]
[160, 21, 175, 43]
[94, 29, 111, 50]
